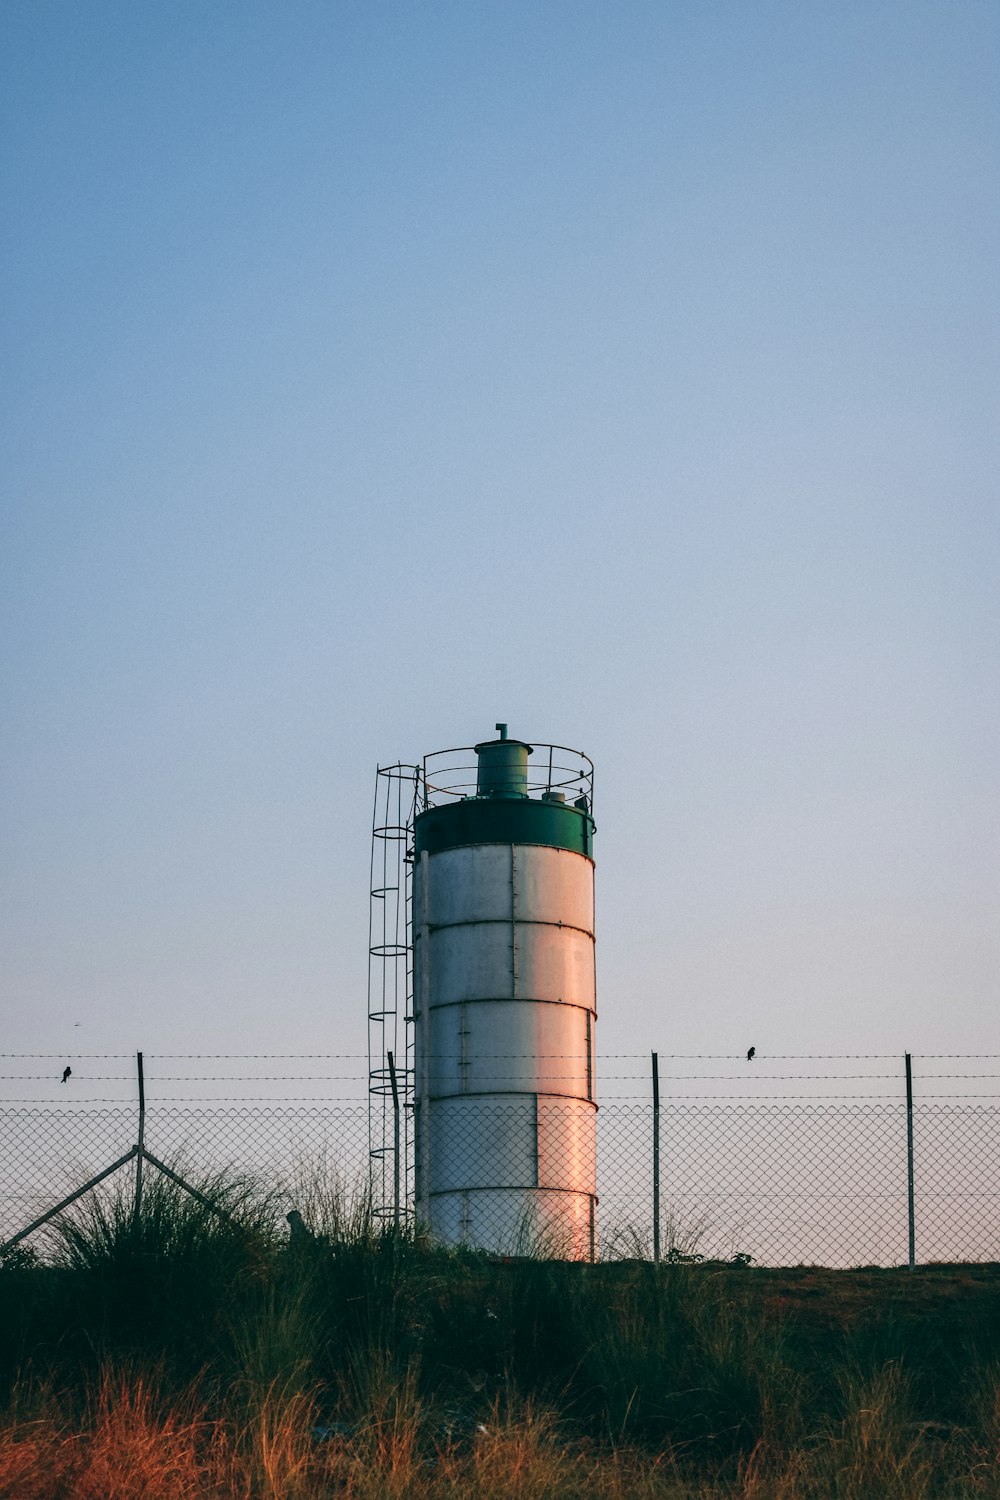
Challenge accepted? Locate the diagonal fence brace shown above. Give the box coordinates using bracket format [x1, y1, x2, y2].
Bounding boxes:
[0, 1147, 139, 1254]
[1, 1054, 236, 1255]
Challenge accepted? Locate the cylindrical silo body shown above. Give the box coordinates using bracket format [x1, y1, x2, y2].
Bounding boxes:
[412, 730, 597, 1259]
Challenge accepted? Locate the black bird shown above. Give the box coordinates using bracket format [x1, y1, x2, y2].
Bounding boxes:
[61, 1066, 72, 1083]
[746, 1047, 755, 1062]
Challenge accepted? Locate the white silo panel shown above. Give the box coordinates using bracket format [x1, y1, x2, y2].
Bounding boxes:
[519, 1190, 594, 1259]
[423, 1001, 589, 1098]
[416, 845, 512, 926]
[444, 1188, 594, 1258]
[424, 841, 512, 928]
[512, 846, 594, 931]
[537, 1100, 597, 1190]
[424, 922, 514, 1005]
[425, 1188, 581, 1248]
[424, 920, 596, 1006]
[425, 1194, 465, 1245]
[429, 1094, 537, 1189]
[511, 924, 595, 1005]
[424, 1004, 461, 1096]
[465, 998, 591, 1097]
[424, 1191, 525, 1254]
[426, 999, 591, 1097]
[418, 844, 594, 931]
[422, 1004, 462, 1097]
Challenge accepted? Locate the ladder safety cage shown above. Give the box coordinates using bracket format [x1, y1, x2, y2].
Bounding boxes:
[367, 763, 419, 1224]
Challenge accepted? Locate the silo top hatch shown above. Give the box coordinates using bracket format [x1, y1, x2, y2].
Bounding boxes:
[414, 726, 595, 859]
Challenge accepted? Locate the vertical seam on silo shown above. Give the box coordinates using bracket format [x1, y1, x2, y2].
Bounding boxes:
[459, 1003, 468, 1095]
[510, 843, 518, 1000]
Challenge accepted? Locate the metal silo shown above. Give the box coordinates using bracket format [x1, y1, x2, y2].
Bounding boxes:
[410, 725, 597, 1259]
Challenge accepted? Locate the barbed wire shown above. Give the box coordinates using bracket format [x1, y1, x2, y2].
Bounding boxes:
[4, 1052, 999, 1061]
[0, 1053, 368, 1061]
[4, 1070, 998, 1085]
[4, 1073, 1000, 1085]
[1, 1098, 369, 1106]
[1, 1075, 380, 1082]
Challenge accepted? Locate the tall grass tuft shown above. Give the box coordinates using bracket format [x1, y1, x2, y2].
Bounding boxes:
[25, 1166, 282, 1389]
[236, 1378, 319, 1500]
[576, 1259, 804, 1458]
[970, 1361, 1000, 1471]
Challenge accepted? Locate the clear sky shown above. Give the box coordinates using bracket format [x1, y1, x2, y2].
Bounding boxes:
[2, 1, 997, 1092]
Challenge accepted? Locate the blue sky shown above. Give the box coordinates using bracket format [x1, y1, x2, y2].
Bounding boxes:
[2, 1, 997, 1091]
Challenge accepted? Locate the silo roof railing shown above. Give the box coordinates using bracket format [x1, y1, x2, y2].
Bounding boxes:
[419, 742, 594, 813]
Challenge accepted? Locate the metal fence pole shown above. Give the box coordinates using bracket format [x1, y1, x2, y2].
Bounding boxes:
[652, 1050, 661, 1264]
[388, 1050, 401, 1230]
[905, 1052, 915, 1267]
[133, 1051, 145, 1230]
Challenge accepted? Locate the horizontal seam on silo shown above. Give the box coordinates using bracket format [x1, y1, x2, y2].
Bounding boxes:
[421, 841, 595, 863]
[422, 997, 597, 1014]
[428, 1185, 598, 1199]
[425, 918, 594, 938]
[426, 1089, 598, 1104]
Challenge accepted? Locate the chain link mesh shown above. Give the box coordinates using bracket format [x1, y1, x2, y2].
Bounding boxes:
[2, 1065, 997, 1266]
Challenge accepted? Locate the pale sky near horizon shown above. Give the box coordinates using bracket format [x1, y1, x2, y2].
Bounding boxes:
[2, 1, 997, 1103]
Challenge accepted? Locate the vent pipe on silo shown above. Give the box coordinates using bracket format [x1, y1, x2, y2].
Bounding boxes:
[475, 723, 531, 798]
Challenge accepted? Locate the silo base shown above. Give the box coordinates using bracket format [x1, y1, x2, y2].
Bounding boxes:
[424, 1188, 595, 1261]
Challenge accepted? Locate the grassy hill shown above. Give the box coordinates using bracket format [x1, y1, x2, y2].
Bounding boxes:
[0, 1175, 997, 1497]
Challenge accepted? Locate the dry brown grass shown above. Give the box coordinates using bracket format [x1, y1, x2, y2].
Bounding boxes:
[2, 1371, 998, 1500]
[0, 1370, 228, 1499]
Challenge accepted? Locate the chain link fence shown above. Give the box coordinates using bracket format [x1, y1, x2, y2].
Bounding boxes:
[1, 1054, 997, 1267]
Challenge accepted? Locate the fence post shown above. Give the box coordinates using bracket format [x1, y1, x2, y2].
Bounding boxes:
[905, 1052, 915, 1268]
[652, 1051, 661, 1265]
[387, 1050, 401, 1230]
[133, 1051, 145, 1230]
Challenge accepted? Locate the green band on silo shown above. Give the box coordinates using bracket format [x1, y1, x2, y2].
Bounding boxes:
[414, 797, 594, 858]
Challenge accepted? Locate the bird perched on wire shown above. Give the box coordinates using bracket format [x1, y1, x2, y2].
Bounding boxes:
[61, 1066, 72, 1083]
[746, 1047, 755, 1062]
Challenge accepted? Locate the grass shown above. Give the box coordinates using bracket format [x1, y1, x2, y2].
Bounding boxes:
[0, 1172, 998, 1497]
